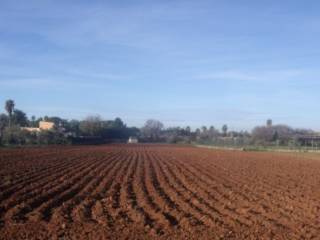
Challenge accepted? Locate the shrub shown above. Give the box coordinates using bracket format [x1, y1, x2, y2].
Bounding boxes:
[1, 126, 27, 145]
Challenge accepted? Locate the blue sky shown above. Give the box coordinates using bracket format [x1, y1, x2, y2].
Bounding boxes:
[0, 0, 320, 130]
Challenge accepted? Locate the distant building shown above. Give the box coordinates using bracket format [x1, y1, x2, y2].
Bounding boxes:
[297, 135, 320, 147]
[22, 121, 55, 133]
[39, 121, 55, 130]
[21, 127, 41, 132]
[128, 137, 138, 144]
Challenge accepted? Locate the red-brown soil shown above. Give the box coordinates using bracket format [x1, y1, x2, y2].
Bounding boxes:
[1, 145, 320, 239]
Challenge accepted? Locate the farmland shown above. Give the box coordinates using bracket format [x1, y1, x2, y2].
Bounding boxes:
[1, 145, 320, 239]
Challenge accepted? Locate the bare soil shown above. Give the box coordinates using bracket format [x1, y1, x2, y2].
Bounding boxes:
[1, 145, 320, 239]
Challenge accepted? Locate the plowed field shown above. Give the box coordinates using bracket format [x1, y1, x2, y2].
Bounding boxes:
[1, 145, 320, 239]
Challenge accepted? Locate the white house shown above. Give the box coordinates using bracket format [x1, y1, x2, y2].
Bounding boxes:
[128, 137, 138, 144]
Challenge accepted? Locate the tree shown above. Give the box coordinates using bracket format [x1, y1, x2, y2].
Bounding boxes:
[102, 118, 129, 139]
[5, 99, 15, 127]
[272, 124, 294, 145]
[252, 124, 294, 145]
[200, 126, 208, 140]
[267, 119, 273, 127]
[112, 117, 125, 129]
[0, 114, 9, 140]
[67, 119, 81, 136]
[185, 126, 191, 136]
[79, 115, 104, 136]
[201, 126, 207, 134]
[272, 130, 279, 142]
[31, 115, 37, 127]
[222, 124, 228, 136]
[12, 109, 28, 127]
[2, 126, 26, 145]
[141, 119, 164, 141]
[252, 126, 273, 144]
[208, 126, 218, 139]
[195, 128, 201, 136]
[37, 130, 70, 145]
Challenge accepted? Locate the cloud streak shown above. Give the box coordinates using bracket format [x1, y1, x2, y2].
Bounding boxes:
[195, 69, 304, 82]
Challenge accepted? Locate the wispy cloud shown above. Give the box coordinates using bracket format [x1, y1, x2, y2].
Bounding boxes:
[63, 69, 132, 81]
[0, 77, 114, 90]
[0, 78, 55, 88]
[0, 1, 214, 55]
[195, 69, 304, 82]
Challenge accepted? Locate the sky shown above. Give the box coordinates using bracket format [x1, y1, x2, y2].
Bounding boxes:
[0, 0, 320, 131]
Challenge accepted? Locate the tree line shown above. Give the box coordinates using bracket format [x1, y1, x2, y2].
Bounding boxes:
[0, 99, 316, 147]
[0, 100, 139, 145]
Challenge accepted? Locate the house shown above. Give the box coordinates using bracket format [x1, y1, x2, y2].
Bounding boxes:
[39, 121, 55, 130]
[128, 137, 138, 144]
[22, 121, 55, 133]
[21, 127, 41, 132]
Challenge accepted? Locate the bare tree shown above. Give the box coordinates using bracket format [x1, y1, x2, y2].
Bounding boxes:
[208, 126, 218, 139]
[252, 126, 273, 144]
[141, 119, 164, 141]
[79, 115, 104, 136]
[252, 124, 294, 145]
[266, 119, 273, 127]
